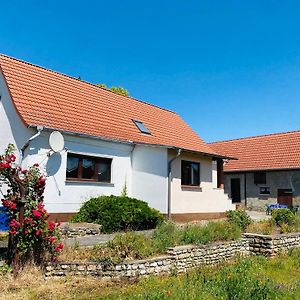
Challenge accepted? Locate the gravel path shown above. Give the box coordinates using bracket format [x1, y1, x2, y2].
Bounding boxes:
[64, 229, 154, 248]
[246, 210, 271, 222]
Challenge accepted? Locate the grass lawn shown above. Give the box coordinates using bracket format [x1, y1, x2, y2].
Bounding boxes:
[1, 249, 300, 299]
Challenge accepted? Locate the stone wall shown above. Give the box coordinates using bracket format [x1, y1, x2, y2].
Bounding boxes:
[60, 223, 102, 238]
[45, 239, 249, 278]
[244, 232, 300, 256]
[45, 232, 300, 279]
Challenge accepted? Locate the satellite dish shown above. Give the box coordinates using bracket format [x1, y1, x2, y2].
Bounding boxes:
[49, 131, 65, 152]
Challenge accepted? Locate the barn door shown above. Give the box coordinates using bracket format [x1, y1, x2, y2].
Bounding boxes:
[277, 189, 293, 206]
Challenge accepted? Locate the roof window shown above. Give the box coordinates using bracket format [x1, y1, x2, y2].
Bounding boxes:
[133, 120, 151, 134]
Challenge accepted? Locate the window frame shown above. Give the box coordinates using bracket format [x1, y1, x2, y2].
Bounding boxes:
[181, 160, 200, 187]
[259, 187, 270, 195]
[254, 171, 266, 185]
[132, 120, 151, 135]
[66, 153, 112, 183]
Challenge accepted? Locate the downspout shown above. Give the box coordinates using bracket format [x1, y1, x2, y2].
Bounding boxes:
[20, 125, 44, 164]
[167, 148, 182, 219]
[244, 172, 247, 208]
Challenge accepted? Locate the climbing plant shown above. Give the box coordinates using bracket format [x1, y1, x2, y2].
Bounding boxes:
[0, 144, 63, 276]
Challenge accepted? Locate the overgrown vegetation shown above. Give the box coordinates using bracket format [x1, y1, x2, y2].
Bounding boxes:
[72, 195, 163, 233]
[2, 250, 300, 299]
[60, 220, 242, 263]
[247, 209, 300, 234]
[226, 209, 252, 230]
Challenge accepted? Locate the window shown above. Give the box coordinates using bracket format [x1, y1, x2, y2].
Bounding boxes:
[260, 187, 270, 195]
[254, 171, 266, 185]
[181, 160, 200, 186]
[66, 154, 112, 182]
[133, 120, 151, 134]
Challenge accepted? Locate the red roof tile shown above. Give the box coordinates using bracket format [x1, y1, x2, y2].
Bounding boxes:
[0, 54, 219, 156]
[210, 131, 300, 172]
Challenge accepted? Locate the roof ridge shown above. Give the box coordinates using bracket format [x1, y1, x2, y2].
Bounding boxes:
[209, 129, 300, 144]
[0, 53, 177, 114]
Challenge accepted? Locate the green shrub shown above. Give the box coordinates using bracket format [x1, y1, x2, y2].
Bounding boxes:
[181, 221, 241, 245]
[272, 208, 296, 226]
[99, 232, 154, 260]
[72, 195, 163, 233]
[152, 222, 182, 253]
[226, 210, 252, 231]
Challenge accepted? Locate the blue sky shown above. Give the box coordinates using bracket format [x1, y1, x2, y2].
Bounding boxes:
[1, 1, 300, 142]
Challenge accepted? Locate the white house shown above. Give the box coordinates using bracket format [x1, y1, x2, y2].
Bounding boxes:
[0, 54, 233, 221]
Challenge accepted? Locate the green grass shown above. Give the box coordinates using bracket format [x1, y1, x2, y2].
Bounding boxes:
[96, 250, 300, 300]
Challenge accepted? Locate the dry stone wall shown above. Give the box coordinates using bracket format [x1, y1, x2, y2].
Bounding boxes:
[45, 232, 300, 279]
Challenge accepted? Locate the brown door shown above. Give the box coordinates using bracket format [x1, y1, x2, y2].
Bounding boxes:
[277, 189, 293, 206]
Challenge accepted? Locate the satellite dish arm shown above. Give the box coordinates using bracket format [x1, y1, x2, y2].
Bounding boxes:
[20, 126, 44, 164]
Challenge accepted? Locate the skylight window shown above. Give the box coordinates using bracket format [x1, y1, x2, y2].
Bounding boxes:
[133, 120, 151, 134]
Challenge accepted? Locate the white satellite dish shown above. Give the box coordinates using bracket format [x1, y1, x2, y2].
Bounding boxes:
[49, 131, 65, 152]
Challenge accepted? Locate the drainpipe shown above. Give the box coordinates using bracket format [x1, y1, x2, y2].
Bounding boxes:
[244, 172, 247, 208]
[167, 148, 182, 219]
[20, 125, 44, 164]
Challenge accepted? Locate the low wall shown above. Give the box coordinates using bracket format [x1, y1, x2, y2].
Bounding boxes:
[243, 232, 300, 256]
[60, 223, 102, 238]
[45, 232, 300, 278]
[45, 239, 249, 278]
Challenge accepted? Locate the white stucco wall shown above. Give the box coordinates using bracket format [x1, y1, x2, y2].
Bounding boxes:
[25, 132, 133, 213]
[169, 151, 233, 213]
[131, 145, 168, 213]
[0, 71, 32, 161]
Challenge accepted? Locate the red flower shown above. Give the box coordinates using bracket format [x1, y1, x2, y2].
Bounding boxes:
[37, 202, 44, 210]
[33, 163, 39, 167]
[24, 217, 33, 223]
[49, 236, 56, 243]
[2, 200, 10, 207]
[10, 202, 17, 210]
[0, 163, 10, 169]
[7, 154, 16, 163]
[10, 219, 20, 228]
[48, 221, 56, 231]
[22, 169, 28, 174]
[32, 210, 42, 218]
[36, 229, 41, 236]
[24, 230, 29, 234]
[10, 229, 17, 235]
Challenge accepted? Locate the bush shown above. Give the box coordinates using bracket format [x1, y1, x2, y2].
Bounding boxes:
[105, 232, 154, 260]
[181, 221, 241, 245]
[152, 222, 182, 253]
[272, 208, 296, 226]
[226, 210, 252, 231]
[72, 195, 163, 233]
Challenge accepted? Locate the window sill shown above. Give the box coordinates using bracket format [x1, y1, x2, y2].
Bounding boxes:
[65, 180, 114, 186]
[181, 185, 202, 191]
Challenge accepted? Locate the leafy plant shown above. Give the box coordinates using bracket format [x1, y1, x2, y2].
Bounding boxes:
[272, 208, 296, 226]
[105, 232, 154, 260]
[181, 221, 241, 245]
[152, 222, 181, 253]
[72, 195, 163, 233]
[0, 144, 63, 271]
[226, 209, 252, 231]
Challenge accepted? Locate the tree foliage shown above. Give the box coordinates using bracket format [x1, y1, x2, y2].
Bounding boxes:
[96, 83, 129, 97]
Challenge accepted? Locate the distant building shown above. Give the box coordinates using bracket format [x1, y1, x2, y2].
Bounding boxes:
[210, 131, 300, 210]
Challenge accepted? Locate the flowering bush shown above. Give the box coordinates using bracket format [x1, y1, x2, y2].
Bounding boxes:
[0, 144, 63, 267]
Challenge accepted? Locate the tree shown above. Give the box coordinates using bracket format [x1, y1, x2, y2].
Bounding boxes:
[96, 83, 129, 97]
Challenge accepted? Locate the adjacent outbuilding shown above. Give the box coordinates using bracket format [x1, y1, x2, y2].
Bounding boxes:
[210, 131, 300, 210]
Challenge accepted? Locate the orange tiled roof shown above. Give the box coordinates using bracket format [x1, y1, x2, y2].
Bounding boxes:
[0, 54, 219, 156]
[210, 131, 300, 172]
